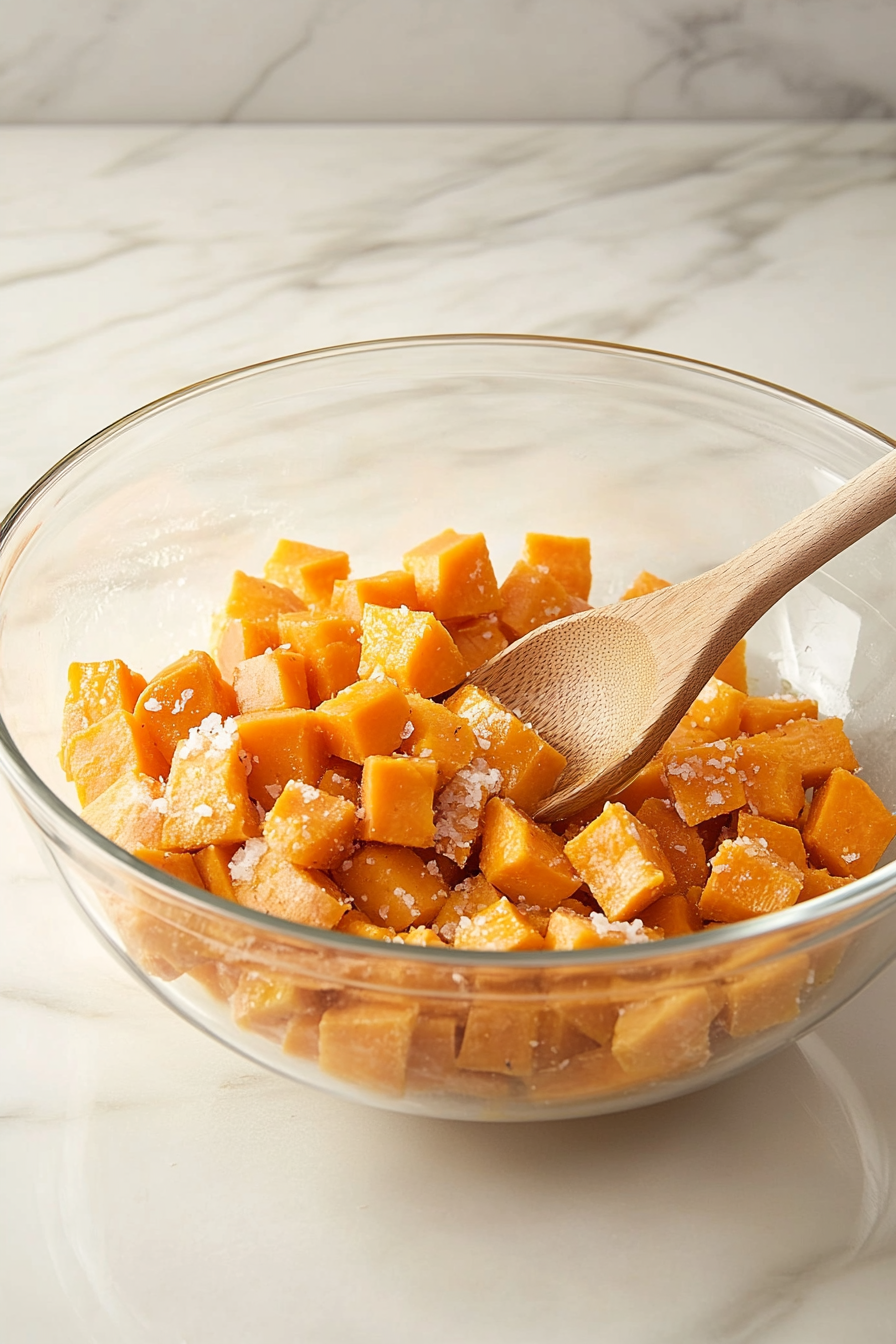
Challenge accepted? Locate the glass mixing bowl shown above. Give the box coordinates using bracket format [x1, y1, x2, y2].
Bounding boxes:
[2, 335, 896, 1121]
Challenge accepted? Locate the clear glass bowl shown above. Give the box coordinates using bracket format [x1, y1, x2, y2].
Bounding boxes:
[2, 335, 896, 1121]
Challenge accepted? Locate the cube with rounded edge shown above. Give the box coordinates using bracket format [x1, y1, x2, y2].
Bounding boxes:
[318, 1001, 419, 1095]
[480, 796, 582, 908]
[609, 756, 670, 813]
[222, 569, 306, 621]
[638, 892, 703, 938]
[264, 539, 349, 606]
[264, 779, 357, 868]
[215, 617, 282, 683]
[444, 613, 509, 674]
[682, 677, 747, 739]
[315, 678, 410, 764]
[161, 716, 261, 849]
[61, 658, 147, 774]
[433, 873, 502, 943]
[611, 987, 717, 1078]
[798, 868, 853, 902]
[277, 612, 361, 705]
[193, 844, 239, 901]
[721, 953, 811, 1037]
[237, 707, 329, 805]
[455, 1000, 542, 1075]
[336, 843, 448, 930]
[330, 570, 418, 623]
[498, 560, 577, 638]
[544, 907, 633, 950]
[453, 897, 546, 953]
[564, 802, 675, 923]
[731, 736, 805, 823]
[802, 767, 896, 878]
[621, 570, 669, 600]
[522, 533, 592, 600]
[359, 603, 466, 698]
[134, 650, 238, 764]
[402, 528, 500, 620]
[81, 771, 165, 852]
[359, 755, 438, 847]
[740, 695, 818, 736]
[232, 649, 310, 713]
[67, 707, 168, 806]
[233, 843, 348, 928]
[445, 684, 566, 812]
[401, 693, 476, 782]
[737, 812, 807, 872]
[765, 717, 859, 787]
[636, 796, 707, 892]
[663, 739, 746, 826]
[699, 837, 803, 922]
[132, 846, 204, 888]
[318, 756, 362, 806]
[714, 641, 748, 692]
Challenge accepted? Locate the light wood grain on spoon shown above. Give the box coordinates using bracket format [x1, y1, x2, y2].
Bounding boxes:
[467, 448, 896, 822]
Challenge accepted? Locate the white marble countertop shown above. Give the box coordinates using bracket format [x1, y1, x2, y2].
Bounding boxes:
[3, 123, 896, 1343]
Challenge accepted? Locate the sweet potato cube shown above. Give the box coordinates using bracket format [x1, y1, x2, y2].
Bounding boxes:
[80, 771, 166, 852]
[683, 677, 747, 739]
[802, 767, 896, 878]
[456, 1001, 541, 1075]
[714, 640, 748, 692]
[359, 604, 466, 698]
[315, 678, 410, 764]
[337, 909, 397, 942]
[318, 756, 362, 806]
[401, 693, 475, 783]
[544, 907, 622, 950]
[215, 616, 282, 683]
[232, 649, 310, 713]
[231, 969, 323, 1033]
[522, 533, 592, 601]
[277, 612, 361, 705]
[636, 796, 707, 892]
[135, 650, 238, 764]
[132, 846, 204, 889]
[453, 896, 546, 952]
[737, 813, 807, 871]
[60, 659, 146, 775]
[264, 779, 357, 868]
[498, 560, 577, 638]
[330, 570, 418, 623]
[359, 755, 438, 848]
[337, 843, 448, 930]
[193, 844, 238, 901]
[402, 529, 500, 620]
[223, 569, 306, 621]
[798, 868, 853, 902]
[721, 953, 811, 1037]
[638, 892, 703, 938]
[432, 757, 503, 866]
[400, 926, 445, 948]
[663, 740, 746, 826]
[161, 715, 261, 849]
[445, 684, 566, 812]
[433, 874, 502, 943]
[731, 736, 805, 823]
[188, 961, 242, 1003]
[480, 797, 582, 908]
[611, 988, 716, 1078]
[565, 803, 675, 922]
[264, 539, 349, 606]
[67, 707, 168, 805]
[610, 756, 671, 813]
[555, 999, 619, 1047]
[699, 837, 803, 922]
[766, 716, 858, 788]
[444, 613, 509, 674]
[740, 695, 818, 736]
[237, 707, 329, 805]
[621, 570, 669, 600]
[233, 844, 347, 927]
[318, 1001, 419, 1095]
[406, 1014, 461, 1089]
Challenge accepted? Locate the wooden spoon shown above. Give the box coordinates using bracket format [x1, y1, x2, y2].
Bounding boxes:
[469, 450, 896, 823]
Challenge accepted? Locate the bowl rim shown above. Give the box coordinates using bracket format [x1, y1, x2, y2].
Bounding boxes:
[3, 331, 896, 970]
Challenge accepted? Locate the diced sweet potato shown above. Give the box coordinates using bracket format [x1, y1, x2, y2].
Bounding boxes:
[315, 678, 410, 764]
[740, 695, 818, 736]
[714, 640, 748, 693]
[222, 569, 306, 621]
[233, 844, 348, 928]
[406, 1014, 462, 1090]
[445, 684, 566, 812]
[232, 649, 310, 713]
[237, 707, 329, 805]
[635, 796, 707, 891]
[432, 757, 503, 866]
[444, 613, 509, 674]
[455, 1001, 541, 1074]
[215, 617, 282, 683]
[231, 970, 323, 1035]
[402, 529, 500, 620]
[67, 707, 168, 805]
[544, 907, 620, 950]
[564, 802, 675, 922]
[480, 797, 582, 908]
[132, 846, 204, 889]
[161, 716, 261, 849]
[611, 988, 717, 1078]
[276, 613, 361, 705]
[721, 953, 811, 1037]
[453, 896, 546, 952]
[798, 868, 853, 902]
[802, 767, 896, 878]
[730, 736, 805, 823]
[359, 755, 438, 848]
[359, 604, 466, 698]
[400, 693, 476, 782]
[522, 533, 592, 601]
[330, 570, 418, 623]
[193, 844, 239, 901]
[134, 650, 238, 764]
[318, 756, 362, 806]
[498, 560, 577, 638]
[264, 779, 357, 868]
[318, 1001, 419, 1094]
[638, 892, 703, 938]
[699, 837, 803, 922]
[765, 717, 859, 788]
[663, 740, 746, 826]
[682, 677, 747, 739]
[737, 813, 807, 871]
[60, 659, 146, 775]
[264, 539, 349, 606]
[621, 570, 669, 600]
[433, 874, 502, 943]
[80, 771, 165, 852]
[337, 909, 397, 942]
[610, 756, 671, 813]
[336, 843, 448, 930]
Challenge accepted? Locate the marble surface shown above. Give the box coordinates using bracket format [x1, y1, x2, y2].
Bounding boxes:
[3, 122, 896, 1342]
[2, 0, 896, 122]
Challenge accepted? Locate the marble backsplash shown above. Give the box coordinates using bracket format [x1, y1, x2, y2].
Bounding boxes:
[2, 0, 895, 123]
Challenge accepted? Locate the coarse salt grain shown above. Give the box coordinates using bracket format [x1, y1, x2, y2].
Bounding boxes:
[142, 697, 163, 713]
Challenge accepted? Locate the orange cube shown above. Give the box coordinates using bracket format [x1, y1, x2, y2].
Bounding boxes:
[318, 756, 362, 806]
[432, 757, 503, 866]
[359, 755, 438, 848]
[498, 560, 577, 638]
[682, 677, 747, 739]
[233, 844, 348, 928]
[544, 907, 628, 950]
[232, 649, 310, 714]
[359, 604, 466, 698]
[315, 678, 410, 764]
[721, 953, 810, 1037]
[277, 613, 361, 705]
[636, 796, 707, 892]
[444, 613, 509, 674]
[132, 847, 204, 889]
[663, 740, 746, 826]
[67, 707, 168, 806]
[564, 802, 675, 922]
[737, 813, 807, 871]
[264, 539, 349, 606]
[445, 684, 566, 812]
[330, 570, 418, 623]
[611, 988, 716, 1078]
[730, 736, 805, 823]
[222, 568, 306, 621]
[802, 767, 896, 878]
[134, 650, 238, 764]
[231, 970, 324, 1035]
[456, 1001, 541, 1075]
[699, 837, 803, 922]
[610, 756, 671, 813]
[337, 909, 397, 942]
[480, 797, 582, 908]
[621, 570, 669, 600]
[638, 892, 703, 938]
[406, 1014, 461, 1089]
[400, 693, 476, 782]
[714, 640, 748, 692]
[402, 529, 500, 620]
[236, 707, 329, 805]
[798, 869, 853, 901]
[215, 617, 282, 683]
[161, 716, 261, 849]
[433, 873, 502, 943]
[522, 533, 591, 601]
[264, 779, 357, 868]
[192, 844, 239, 901]
[80, 771, 166, 852]
[336, 843, 448, 930]
[765, 717, 858, 787]
[60, 659, 146, 775]
[453, 897, 546, 953]
[318, 1001, 419, 1095]
[740, 695, 818, 736]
